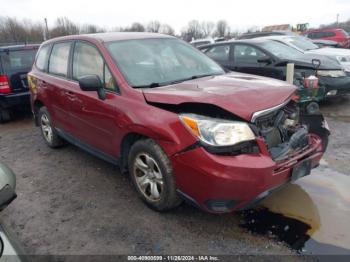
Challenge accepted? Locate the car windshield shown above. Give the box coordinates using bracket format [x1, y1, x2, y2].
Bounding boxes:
[105, 38, 224, 88]
[260, 40, 304, 60]
[285, 36, 319, 51]
[0, 49, 37, 73]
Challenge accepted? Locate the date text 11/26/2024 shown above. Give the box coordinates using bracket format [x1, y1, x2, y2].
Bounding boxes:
[127, 256, 219, 261]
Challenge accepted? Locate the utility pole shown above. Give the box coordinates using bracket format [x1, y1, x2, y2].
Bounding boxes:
[337, 14, 339, 26]
[43, 18, 49, 41]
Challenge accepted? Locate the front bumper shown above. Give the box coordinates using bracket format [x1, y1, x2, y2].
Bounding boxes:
[171, 135, 323, 213]
[0, 91, 30, 109]
[320, 76, 350, 97]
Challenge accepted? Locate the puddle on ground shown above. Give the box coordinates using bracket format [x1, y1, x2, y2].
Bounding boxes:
[240, 166, 350, 255]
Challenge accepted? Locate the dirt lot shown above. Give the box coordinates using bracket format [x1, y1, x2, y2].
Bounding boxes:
[0, 97, 349, 256]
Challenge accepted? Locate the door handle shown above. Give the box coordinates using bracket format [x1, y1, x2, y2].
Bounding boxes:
[65, 91, 76, 101]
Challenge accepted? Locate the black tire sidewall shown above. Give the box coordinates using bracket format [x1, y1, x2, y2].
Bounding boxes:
[38, 107, 63, 148]
[128, 139, 180, 211]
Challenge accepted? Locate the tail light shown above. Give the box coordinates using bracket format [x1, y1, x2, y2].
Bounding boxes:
[0, 75, 11, 94]
[292, 94, 301, 102]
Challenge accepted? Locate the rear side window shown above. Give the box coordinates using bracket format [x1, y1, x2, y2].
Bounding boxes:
[0, 49, 37, 73]
[205, 45, 230, 61]
[48, 42, 71, 77]
[73, 42, 116, 91]
[308, 31, 336, 39]
[36, 45, 50, 71]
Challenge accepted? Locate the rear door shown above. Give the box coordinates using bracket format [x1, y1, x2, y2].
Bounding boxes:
[44, 41, 75, 132]
[0, 47, 38, 93]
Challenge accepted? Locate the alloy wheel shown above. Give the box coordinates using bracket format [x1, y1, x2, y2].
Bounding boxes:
[40, 114, 53, 143]
[133, 153, 164, 202]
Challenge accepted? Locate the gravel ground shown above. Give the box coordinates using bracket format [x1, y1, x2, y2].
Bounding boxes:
[0, 96, 349, 256]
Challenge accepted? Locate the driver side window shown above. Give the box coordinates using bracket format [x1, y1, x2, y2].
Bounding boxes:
[73, 42, 117, 92]
[233, 44, 268, 64]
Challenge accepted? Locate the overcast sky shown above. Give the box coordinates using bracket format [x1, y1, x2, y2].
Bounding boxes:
[2, 0, 350, 33]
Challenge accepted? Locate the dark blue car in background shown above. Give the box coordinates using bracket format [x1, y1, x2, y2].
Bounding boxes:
[0, 44, 39, 122]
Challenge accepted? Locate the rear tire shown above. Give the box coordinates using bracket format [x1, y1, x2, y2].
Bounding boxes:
[0, 108, 11, 123]
[38, 106, 65, 148]
[128, 139, 182, 211]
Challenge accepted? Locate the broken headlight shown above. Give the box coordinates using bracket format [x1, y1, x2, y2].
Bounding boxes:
[179, 114, 255, 146]
[336, 55, 350, 63]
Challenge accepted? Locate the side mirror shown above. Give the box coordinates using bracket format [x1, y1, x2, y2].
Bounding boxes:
[257, 57, 273, 65]
[78, 75, 103, 91]
[0, 163, 17, 211]
[78, 75, 106, 100]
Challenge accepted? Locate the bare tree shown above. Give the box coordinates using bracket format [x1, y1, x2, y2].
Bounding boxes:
[181, 20, 204, 41]
[320, 18, 350, 32]
[0, 16, 44, 44]
[0, 17, 25, 43]
[159, 24, 175, 36]
[201, 21, 215, 37]
[125, 22, 145, 32]
[215, 20, 230, 37]
[50, 17, 79, 37]
[80, 24, 106, 34]
[147, 20, 161, 33]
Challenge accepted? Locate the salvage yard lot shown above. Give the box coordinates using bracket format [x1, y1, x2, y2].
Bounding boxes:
[0, 97, 349, 255]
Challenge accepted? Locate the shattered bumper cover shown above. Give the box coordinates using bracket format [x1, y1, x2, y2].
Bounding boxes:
[171, 135, 323, 213]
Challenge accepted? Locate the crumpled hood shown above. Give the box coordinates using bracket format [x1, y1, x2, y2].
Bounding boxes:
[142, 72, 297, 122]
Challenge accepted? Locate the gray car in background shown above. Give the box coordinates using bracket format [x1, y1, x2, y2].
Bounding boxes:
[256, 35, 350, 73]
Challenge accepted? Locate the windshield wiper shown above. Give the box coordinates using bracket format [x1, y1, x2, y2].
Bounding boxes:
[133, 83, 162, 88]
[133, 73, 220, 88]
[166, 73, 220, 85]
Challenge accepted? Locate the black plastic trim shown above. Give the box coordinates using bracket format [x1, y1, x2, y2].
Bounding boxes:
[55, 128, 120, 166]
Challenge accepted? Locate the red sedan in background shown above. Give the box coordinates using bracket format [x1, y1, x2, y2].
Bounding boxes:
[302, 28, 350, 48]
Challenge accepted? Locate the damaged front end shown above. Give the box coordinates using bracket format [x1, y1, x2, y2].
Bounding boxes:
[251, 100, 330, 162]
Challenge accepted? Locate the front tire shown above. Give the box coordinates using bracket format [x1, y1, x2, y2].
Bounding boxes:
[38, 106, 65, 148]
[128, 139, 182, 211]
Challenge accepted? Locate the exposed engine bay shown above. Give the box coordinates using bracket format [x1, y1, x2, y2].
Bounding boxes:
[252, 101, 323, 161]
[147, 100, 329, 160]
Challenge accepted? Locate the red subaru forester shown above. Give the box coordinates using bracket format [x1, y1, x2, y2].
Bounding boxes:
[28, 33, 329, 213]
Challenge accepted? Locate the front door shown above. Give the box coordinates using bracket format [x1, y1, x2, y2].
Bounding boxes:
[68, 41, 121, 157]
[231, 44, 281, 79]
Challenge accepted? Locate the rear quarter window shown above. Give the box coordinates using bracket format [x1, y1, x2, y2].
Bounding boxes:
[0, 49, 37, 74]
[35, 45, 51, 71]
[48, 42, 72, 77]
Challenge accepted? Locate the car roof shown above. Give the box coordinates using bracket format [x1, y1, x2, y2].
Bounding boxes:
[237, 31, 295, 39]
[190, 39, 212, 43]
[305, 28, 343, 33]
[198, 38, 271, 49]
[43, 32, 174, 45]
[0, 44, 40, 52]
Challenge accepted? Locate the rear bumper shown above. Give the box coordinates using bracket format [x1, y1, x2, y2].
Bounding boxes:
[171, 135, 323, 213]
[0, 91, 30, 109]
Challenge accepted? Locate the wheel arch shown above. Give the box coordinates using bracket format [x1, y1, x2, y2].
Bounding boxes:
[119, 132, 147, 174]
[33, 100, 45, 126]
